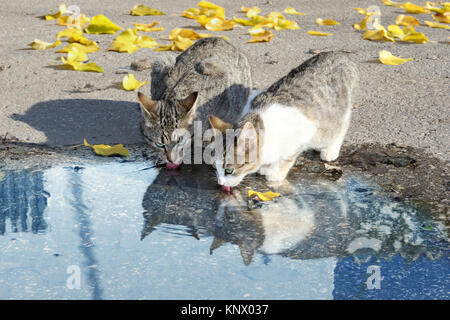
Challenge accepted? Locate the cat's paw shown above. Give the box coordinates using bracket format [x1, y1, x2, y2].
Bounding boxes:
[320, 148, 340, 162]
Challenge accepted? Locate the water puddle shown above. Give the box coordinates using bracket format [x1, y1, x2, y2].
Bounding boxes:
[0, 161, 448, 299]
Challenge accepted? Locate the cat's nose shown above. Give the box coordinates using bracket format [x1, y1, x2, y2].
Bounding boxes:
[218, 177, 225, 185]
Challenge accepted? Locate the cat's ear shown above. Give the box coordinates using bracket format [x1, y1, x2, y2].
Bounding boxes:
[209, 115, 231, 133]
[151, 55, 176, 100]
[196, 59, 226, 76]
[179, 92, 198, 112]
[138, 91, 159, 120]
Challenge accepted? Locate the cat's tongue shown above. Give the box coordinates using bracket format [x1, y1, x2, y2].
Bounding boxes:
[221, 185, 231, 193]
[166, 163, 180, 170]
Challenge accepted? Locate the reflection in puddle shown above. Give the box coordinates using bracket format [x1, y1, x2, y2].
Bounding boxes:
[0, 162, 448, 299]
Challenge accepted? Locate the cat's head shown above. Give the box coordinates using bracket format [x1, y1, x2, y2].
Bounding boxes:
[138, 91, 198, 167]
[209, 115, 263, 188]
[139, 56, 230, 167]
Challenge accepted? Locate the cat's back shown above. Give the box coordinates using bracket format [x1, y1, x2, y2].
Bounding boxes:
[252, 52, 358, 110]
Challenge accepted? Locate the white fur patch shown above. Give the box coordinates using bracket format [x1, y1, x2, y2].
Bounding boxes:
[259, 103, 317, 164]
[241, 90, 264, 118]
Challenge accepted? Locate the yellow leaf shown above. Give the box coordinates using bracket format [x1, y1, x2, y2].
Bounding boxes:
[353, 14, 375, 30]
[233, 17, 260, 26]
[169, 28, 208, 40]
[274, 18, 300, 30]
[316, 18, 340, 25]
[45, 4, 67, 20]
[132, 22, 163, 32]
[381, 0, 405, 8]
[130, 5, 165, 16]
[379, 50, 413, 65]
[56, 41, 100, 54]
[387, 24, 406, 38]
[432, 12, 450, 23]
[85, 15, 123, 34]
[56, 28, 83, 40]
[248, 28, 274, 43]
[402, 2, 430, 13]
[197, 1, 222, 10]
[57, 14, 90, 27]
[109, 29, 158, 53]
[248, 190, 280, 202]
[395, 14, 421, 26]
[362, 28, 396, 42]
[402, 31, 428, 43]
[172, 36, 195, 51]
[284, 6, 306, 15]
[28, 39, 61, 50]
[83, 139, 129, 157]
[307, 30, 333, 36]
[60, 47, 103, 73]
[122, 74, 148, 91]
[424, 20, 450, 28]
[240, 6, 261, 14]
[352, 7, 369, 15]
[182, 8, 202, 19]
[204, 17, 235, 31]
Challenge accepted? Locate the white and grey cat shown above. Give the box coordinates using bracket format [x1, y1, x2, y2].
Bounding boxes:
[209, 52, 359, 188]
[138, 37, 252, 168]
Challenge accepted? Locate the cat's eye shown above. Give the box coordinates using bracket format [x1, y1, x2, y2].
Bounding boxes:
[225, 168, 234, 175]
[154, 142, 165, 148]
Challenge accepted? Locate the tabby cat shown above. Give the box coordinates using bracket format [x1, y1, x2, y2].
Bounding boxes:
[209, 52, 359, 187]
[138, 37, 252, 168]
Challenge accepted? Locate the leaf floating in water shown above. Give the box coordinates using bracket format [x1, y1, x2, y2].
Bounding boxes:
[28, 39, 61, 50]
[85, 14, 123, 34]
[316, 18, 340, 25]
[83, 139, 130, 157]
[248, 190, 280, 201]
[307, 30, 333, 36]
[379, 50, 413, 65]
[130, 4, 165, 16]
[284, 6, 306, 15]
[122, 73, 148, 91]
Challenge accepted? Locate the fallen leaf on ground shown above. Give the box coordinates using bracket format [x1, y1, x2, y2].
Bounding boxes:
[401, 2, 430, 14]
[402, 30, 428, 43]
[155, 36, 195, 52]
[352, 7, 369, 15]
[109, 29, 158, 53]
[85, 14, 122, 34]
[307, 30, 333, 36]
[432, 12, 450, 23]
[28, 39, 61, 50]
[132, 22, 164, 32]
[248, 28, 274, 42]
[395, 14, 421, 26]
[60, 46, 103, 73]
[56, 28, 83, 40]
[169, 28, 210, 40]
[122, 74, 148, 91]
[424, 20, 450, 28]
[387, 24, 406, 38]
[240, 6, 261, 14]
[45, 4, 67, 20]
[248, 190, 280, 201]
[284, 6, 306, 15]
[83, 139, 129, 157]
[362, 28, 396, 42]
[56, 41, 100, 53]
[57, 14, 90, 28]
[381, 0, 404, 7]
[316, 18, 340, 25]
[203, 17, 235, 31]
[130, 4, 165, 16]
[379, 50, 413, 65]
